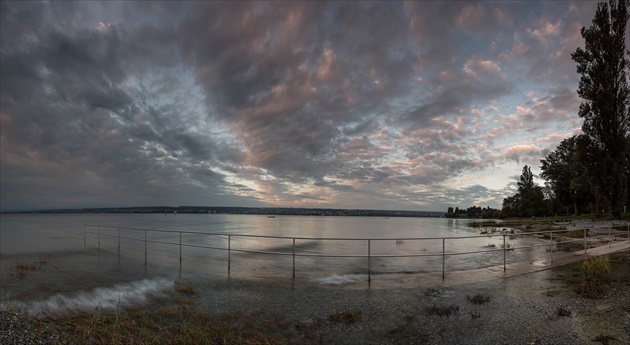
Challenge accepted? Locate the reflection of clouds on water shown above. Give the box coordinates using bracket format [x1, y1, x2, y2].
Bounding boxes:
[2, 214, 571, 280]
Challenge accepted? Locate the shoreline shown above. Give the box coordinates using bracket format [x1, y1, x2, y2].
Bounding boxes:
[1, 218, 629, 344]
[1, 248, 628, 344]
[0, 251, 630, 344]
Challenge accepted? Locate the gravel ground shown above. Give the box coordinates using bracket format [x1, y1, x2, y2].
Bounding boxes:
[183, 253, 630, 344]
[1, 247, 629, 344]
[0, 310, 73, 345]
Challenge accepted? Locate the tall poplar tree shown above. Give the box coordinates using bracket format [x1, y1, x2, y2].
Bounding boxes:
[571, 0, 630, 218]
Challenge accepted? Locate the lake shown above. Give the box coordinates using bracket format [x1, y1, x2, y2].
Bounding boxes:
[0, 213, 549, 283]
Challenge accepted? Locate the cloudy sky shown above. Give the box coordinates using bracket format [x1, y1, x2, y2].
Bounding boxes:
[1, 1, 624, 212]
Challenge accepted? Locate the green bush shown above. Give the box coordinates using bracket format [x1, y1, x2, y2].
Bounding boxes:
[579, 255, 611, 297]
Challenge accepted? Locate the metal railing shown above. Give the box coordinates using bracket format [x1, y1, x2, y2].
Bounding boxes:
[83, 223, 630, 282]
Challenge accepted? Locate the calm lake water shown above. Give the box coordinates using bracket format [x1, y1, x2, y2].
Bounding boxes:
[0, 213, 549, 282]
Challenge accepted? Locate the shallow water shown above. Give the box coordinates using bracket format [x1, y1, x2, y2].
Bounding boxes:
[0, 214, 551, 284]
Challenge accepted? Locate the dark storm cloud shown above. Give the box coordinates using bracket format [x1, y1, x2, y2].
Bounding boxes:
[178, 1, 419, 180]
[0, 1, 257, 210]
[0, 1, 602, 210]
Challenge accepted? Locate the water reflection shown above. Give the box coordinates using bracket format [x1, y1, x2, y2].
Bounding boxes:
[1, 214, 556, 281]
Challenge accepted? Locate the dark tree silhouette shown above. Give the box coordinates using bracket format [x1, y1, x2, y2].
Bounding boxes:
[540, 136, 592, 215]
[517, 165, 535, 194]
[571, 0, 629, 217]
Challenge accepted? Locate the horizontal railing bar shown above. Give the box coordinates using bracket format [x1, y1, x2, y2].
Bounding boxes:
[447, 248, 505, 256]
[88, 232, 498, 257]
[86, 224, 625, 263]
[83, 222, 629, 283]
[88, 224, 613, 242]
[90, 233, 449, 257]
[88, 235, 521, 258]
[85, 234, 600, 256]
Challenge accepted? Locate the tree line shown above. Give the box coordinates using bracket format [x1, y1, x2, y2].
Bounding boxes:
[448, 0, 629, 219]
[534, 0, 629, 219]
[445, 206, 501, 219]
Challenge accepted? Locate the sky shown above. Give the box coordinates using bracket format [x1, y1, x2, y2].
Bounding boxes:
[1, 0, 626, 212]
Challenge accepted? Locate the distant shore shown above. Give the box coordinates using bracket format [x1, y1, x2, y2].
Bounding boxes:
[0, 206, 445, 218]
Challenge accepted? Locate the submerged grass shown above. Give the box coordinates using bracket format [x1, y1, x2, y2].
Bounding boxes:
[10, 259, 48, 280]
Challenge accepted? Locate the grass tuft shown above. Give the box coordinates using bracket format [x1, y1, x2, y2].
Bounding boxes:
[425, 304, 459, 317]
[579, 255, 611, 298]
[593, 334, 617, 345]
[16, 262, 38, 271]
[555, 305, 571, 317]
[466, 293, 490, 305]
[328, 308, 361, 324]
[175, 282, 200, 295]
[424, 287, 442, 297]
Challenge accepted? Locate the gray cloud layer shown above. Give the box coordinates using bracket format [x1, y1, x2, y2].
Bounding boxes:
[0, 1, 611, 211]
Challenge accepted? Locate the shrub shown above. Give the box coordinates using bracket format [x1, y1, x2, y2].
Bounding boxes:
[579, 255, 611, 297]
[581, 255, 611, 284]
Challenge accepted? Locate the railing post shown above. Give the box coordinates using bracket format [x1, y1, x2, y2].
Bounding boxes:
[179, 232, 182, 271]
[144, 229, 147, 266]
[550, 231, 553, 264]
[98, 226, 101, 250]
[292, 238, 296, 279]
[117, 227, 120, 257]
[609, 226, 611, 248]
[83, 224, 86, 250]
[584, 228, 587, 258]
[368, 239, 371, 283]
[503, 234, 506, 272]
[228, 235, 231, 275]
[442, 238, 445, 280]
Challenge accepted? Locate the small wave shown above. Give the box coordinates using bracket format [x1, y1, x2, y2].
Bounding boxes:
[1, 278, 174, 317]
[313, 274, 363, 286]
